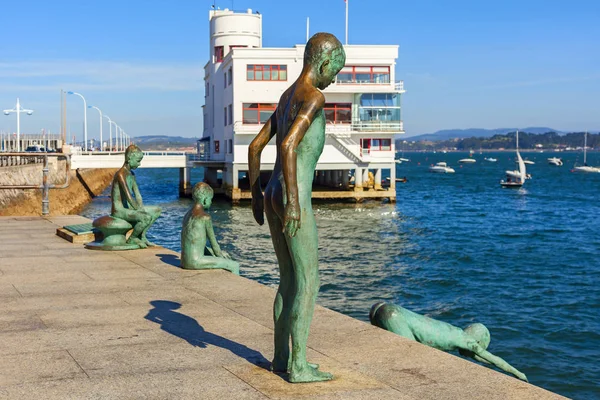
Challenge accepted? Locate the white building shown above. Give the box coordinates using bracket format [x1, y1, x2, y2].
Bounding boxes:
[196, 8, 405, 202]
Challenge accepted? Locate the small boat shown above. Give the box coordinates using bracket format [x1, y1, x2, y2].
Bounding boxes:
[398, 158, 410, 162]
[395, 159, 402, 164]
[429, 162, 455, 173]
[501, 130, 526, 188]
[573, 131, 600, 173]
[484, 157, 497, 162]
[458, 158, 476, 164]
[523, 160, 535, 165]
[548, 157, 563, 166]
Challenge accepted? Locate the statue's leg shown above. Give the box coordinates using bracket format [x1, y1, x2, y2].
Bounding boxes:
[285, 207, 332, 383]
[141, 206, 161, 246]
[265, 207, 294, 373]
[118, 210, 151, 249]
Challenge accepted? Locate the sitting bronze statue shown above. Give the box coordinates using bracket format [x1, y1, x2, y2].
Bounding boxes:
[180, 182, 239, 274]
[369, 302, 528, 382]
[87, 144, 161, 251]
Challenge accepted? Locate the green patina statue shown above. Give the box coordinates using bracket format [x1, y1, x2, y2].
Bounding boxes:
[369, 302, 528, 382]
[180, 182, 239, 274]
[87, 144, 161, 251]
[248, 32, 346, 383]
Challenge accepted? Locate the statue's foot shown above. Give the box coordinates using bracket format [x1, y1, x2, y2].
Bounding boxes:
[142, 238, 157, 247]
[270, 359, 318, 374]
[289, 364, 333, 383]
[128, 237, 147, 249]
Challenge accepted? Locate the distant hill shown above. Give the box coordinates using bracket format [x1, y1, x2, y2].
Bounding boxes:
[408, 127, 561, 142]
[132, 135, 199, 150]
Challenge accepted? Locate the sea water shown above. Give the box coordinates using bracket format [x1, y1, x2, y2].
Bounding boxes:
[81, 151, 600, 399]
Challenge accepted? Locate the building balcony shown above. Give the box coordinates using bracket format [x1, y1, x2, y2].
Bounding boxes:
[326, 80, 405, 94]
[233, 120, 404, 135]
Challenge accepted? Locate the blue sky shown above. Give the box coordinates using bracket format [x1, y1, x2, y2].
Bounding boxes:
[1, 0, 598, 140]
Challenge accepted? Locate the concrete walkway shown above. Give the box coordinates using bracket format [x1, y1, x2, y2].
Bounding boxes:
[0, 216, 564, 399]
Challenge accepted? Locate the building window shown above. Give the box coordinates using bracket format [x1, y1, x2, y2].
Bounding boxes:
[359, 93, 400, 122]
[228, 139, 233, 154]
[224, 72, 227, 88]
[247, 65, 287, 81]
[228, 104, 233, 126]
[214, 140, 220, 153]
[228, 67, 233, 86]
[242, 103, 277, 124]
[360, 138, 392, 152]
[203, 113, 208, 131]
[324, 103, 352, 124]
[214, 46, 224, 62]
[205, 82, 209, 97]
[224, 107, 228, 126]
[337, 66, 390, 84]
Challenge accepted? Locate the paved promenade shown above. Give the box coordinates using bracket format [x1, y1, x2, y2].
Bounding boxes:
[0, 216, 564, 399]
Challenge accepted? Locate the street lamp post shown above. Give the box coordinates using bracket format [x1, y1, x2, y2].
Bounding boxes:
[3, 98, 34, 152]
[88, 106, 103, 151]
[103, 115, 113, 152]
[67, 91, 88, 151]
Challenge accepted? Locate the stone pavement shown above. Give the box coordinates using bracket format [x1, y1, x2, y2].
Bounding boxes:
[0, 216, 565, 399]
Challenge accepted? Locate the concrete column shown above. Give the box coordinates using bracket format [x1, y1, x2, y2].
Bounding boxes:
[325, 170, 332, 187]
[179, 167, 192, 197]
[354, 167, 363, 191]
[204, 167, 218, 187]
[390, 166, 396, 189]
[232, 165, 239, 189]
[374, 168, 382, 190]
[363, 168, 370, 188]
[342, 169, 350, 189]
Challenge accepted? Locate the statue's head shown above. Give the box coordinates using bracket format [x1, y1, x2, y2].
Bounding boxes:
[125, 144, 144, 169]
[192, 182, 214, 209]
[463, 323, 491, 350]
[304, 32, 346, 90]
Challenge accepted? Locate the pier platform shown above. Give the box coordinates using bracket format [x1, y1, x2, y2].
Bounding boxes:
[0, 216, 563, 399]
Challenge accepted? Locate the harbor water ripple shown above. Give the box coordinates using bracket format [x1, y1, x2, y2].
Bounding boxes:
[82, 151, 600, 399]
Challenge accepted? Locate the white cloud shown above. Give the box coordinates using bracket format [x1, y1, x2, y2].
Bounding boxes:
[0, 60, 204, 92]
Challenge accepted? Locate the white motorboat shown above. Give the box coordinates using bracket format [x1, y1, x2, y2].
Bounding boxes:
[523, 160, 535, 165]
[429, 162, 455, 173]
[501, 130, 526, 188]
[459, 158, 476, 164]
[398, 158, 410, 162]
[548, 157, 563, 166]
[573, 131, 600, 173]
[484, 157, 497, 162]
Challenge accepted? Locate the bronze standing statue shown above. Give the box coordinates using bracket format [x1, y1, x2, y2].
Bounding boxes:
[180, 182, 240, 274]
[369, 302, 528, 382]
[87, 144, 161, 250]
[248, 32, 346, 383]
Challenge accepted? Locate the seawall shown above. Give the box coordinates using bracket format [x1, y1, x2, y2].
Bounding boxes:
[0, 162, 116, 216]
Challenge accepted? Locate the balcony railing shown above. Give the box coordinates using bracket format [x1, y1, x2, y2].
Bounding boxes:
[395, 80, 404, 91]
[233, 120, 404, 135]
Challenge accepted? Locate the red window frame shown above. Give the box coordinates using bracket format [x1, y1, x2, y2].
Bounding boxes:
[360, 138, 392, 152]
[214, 46, 224, 62]
[247, 65, 288, 81]
[324, 103, 352, 124]
[337, 66, 390, 84]
[242, 103, 277, 124]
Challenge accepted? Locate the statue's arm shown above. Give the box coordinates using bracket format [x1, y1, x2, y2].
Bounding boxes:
[205, 218, 223, 257]
[248, 114, 277, 225]
[468, 342, 528, 382]
[281, 93, 325, 237]
[132, 178, 143, 207]
[117, 173, 139, 210]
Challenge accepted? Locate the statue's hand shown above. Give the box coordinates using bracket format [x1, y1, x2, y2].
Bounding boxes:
[283, 201, 301, 237]
[221, 251, 232, 260]
[515, 371, 528, 382]
[252, 193, 265, 225]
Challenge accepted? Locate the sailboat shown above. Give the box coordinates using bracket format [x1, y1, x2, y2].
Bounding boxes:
[501, 130, 527, 188]
[395, 140, 410, 163]
[572, 131, 600, 173]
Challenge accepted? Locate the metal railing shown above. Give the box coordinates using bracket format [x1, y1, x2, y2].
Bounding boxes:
[233, 120, 404, 135]
[0, 153, 71, 215]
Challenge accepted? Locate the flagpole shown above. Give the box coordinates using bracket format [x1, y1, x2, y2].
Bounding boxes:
[345, 0, 348, 45]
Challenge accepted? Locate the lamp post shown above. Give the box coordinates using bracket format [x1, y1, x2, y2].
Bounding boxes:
[67, 91, 88, 151]
[103, 115, 114, 152]
[3, 98, 34, 152]
[88, 106, 103, 151]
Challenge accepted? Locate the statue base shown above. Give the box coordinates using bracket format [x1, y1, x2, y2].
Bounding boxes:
[85, 241, 140, 251]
